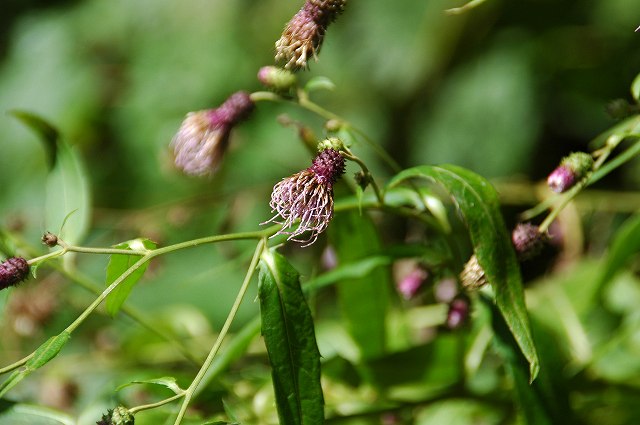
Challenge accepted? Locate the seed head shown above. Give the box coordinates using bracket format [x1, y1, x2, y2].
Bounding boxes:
[172, 91, 254, 176]
[275, 0, 347, 70]
[460, 255, 487, 290]
[511, 222, 547, 260]
[0, 257, 30, 291]
[547, 152, 594, 193]
[263, 148, 345, 246]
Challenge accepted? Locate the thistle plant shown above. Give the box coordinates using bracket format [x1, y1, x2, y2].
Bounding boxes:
[1, 1, 640, 425]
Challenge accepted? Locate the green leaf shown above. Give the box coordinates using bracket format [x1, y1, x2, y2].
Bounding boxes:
[388, 164, 539, 381]
[304, 256, 392, 293]
[304, 76, 336, 93]
[596, 213, 640, 290]
[105, 238, 156, 317]
[632, 71, 640, 102]
[258, 249, 324, 425]
[116, 376, 183, 394]
[46, 140, 91, 245]
[9, 110, 59, 168]
[0, 402, 74, 425]
[0, 332, 71, 398]
[26, 332, 71, 369]
[329, 210, 390, 360]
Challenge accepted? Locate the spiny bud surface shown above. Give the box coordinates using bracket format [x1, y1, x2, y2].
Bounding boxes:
[0, 257, 30, 291]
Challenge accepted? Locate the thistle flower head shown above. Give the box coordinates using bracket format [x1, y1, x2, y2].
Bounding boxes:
[275, 0, 347, 70]
[0, 257, 30, 291]
[511, 222, 547, 260]
[263, 148, 345, 246]
[460, 255, 487, 290]
[547, 152, 594, 193]
[172, 91, 254, 176]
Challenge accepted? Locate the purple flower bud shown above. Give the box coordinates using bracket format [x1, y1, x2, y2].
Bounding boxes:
[172, 91, 254, 176]
[460, 255, 487, 290]
[263, 148, 346, 246]
[257, 66, 297, 91]
[396, 266, 428, 300]
[0, 257, 30, 291]
[275, 0, 347, 70]
[547, 152, 594, 193]
[446, 295, 470, 330]
[511, 222, 546, 260]
[42, 232, 59, 247]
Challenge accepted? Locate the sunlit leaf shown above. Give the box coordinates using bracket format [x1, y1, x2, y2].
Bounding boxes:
[116, 376, 183, 394]
[329, 210, 390, 360]
[258, 249, 324, 425]
[304, 76, 336, 93]
[388, 164, 539, 381]
[105, 238, 156, 317]
[632, 71, 640, 102]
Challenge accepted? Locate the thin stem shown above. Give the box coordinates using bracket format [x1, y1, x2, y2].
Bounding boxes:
[0, 353, 33, 375]
[173, 239, 265, 425]
[27, 249, 66, 265]
[341, 150, 384, 205]
[129, 392, 185, 415]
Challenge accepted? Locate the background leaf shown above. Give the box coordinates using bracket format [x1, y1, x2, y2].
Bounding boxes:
[329, 210, 391, 360]
[595, 213, 640, 291]
[116, 376, 183, 394]
[388, 164, 539, 381]
[105, 238, 156, 317]
[9, 110, 59, 168]
[258, 249, 324, 425]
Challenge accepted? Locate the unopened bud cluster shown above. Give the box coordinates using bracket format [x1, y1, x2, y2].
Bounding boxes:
[275, 0, 347, 70]
[0, 257, 30, 291]
[172, 91, 255, 176]
[547, 152, 594, 193]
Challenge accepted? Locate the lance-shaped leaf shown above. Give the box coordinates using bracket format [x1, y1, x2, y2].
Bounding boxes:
[596, 213, 640, 291]
[0, 332, 70, 398]
[329, 210, 390, 360]
[388, 164, 539, 381]
[105, 238, 156, 317]
[258, 249, 324, 425]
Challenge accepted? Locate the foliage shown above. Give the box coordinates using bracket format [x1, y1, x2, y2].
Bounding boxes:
[0, 0, 640, 424]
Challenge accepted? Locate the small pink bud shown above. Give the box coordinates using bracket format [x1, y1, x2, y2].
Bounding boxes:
[446, 295, 470, 330]
[396, 266, 428, 300]
[547, 152, 593, 193]
[257, 66, 297, 91]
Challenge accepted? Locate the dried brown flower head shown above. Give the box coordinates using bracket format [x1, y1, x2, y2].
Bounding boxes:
[275, 0, 346, 70]
[172, 91, 254, 176]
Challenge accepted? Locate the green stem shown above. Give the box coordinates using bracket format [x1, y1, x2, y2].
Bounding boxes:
[129, 392, 185, 415]
[173, 239, 266, 425]
[0, 353, 33, 375]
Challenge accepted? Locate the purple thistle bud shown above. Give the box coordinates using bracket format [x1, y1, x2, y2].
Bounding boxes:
[172, 91, 254, 176]
[547, 152, 594, 193]
[257, 66, 297, 91]
[0, 257, 30, 291]
[396, 266, 428, 300]
[460, 255, 487, 290]
[446, 295, 470, 330]
[511, 222, 546, 261]
[275, 0, 347, 70]
[263, 148, 345, 246]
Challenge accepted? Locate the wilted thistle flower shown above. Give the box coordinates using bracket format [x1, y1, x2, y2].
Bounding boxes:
[264, 148, 345, 246]
[547, 152, 594, 193]
[460, 255, 488, 290]
[172, 91, 254, 176]
[0, 257, 30, 291]
[275, 0, 347, 70]
[511, 222, 547, 261]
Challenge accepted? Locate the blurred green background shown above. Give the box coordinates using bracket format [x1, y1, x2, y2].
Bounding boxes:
[1, 0, 640, 423]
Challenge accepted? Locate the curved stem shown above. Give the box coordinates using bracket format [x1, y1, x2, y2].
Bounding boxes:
[0, 353, 33, 375]
[173, 239, 266, 425]
[129, 392, 185, 415]
[341, 150, 384, 205]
